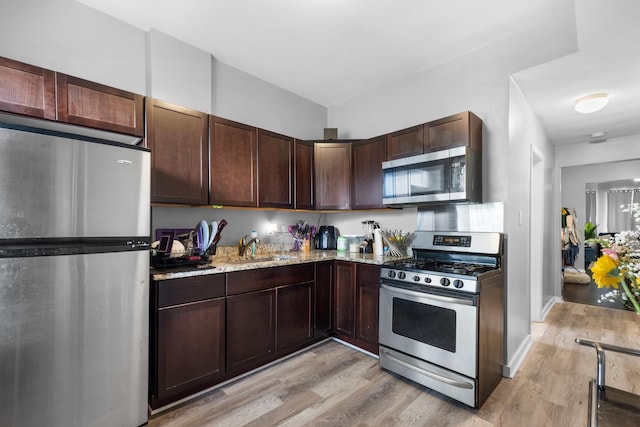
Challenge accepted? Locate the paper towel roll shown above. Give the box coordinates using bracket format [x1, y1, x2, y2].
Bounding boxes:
[374, 229, 383, 256]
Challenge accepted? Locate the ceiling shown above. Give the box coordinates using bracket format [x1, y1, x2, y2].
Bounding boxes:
[77, 0, 640, 147]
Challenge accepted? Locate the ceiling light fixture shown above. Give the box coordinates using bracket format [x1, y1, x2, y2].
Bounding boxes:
[575, 93, 609, 113]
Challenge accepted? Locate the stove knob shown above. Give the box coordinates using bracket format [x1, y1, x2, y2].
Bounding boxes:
[398, 271, 406, 280]
[440, 278, 450, 287]
[387, 270, 396, 279]
[424, 277, 432, 284]
[413, 275, 421, 282]
[453, 279, 464, 289]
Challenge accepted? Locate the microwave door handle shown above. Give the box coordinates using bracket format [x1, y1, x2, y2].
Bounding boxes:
[381, 284, 475, 306]
[381, 349, 473, 389]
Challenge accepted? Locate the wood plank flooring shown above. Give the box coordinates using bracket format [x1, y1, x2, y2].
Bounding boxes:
[149, 302, 640, 426]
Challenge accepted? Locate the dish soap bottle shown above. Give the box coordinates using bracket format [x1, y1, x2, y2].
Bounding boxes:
[250, 230, 258, 255]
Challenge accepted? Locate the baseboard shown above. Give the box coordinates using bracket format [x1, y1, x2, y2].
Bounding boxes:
[539, 296, 561, 322]
[331, 337, 379, 359]
[503, 334, 532, 378]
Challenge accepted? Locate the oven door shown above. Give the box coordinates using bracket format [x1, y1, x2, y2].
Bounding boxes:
[379, 283, 477, 378]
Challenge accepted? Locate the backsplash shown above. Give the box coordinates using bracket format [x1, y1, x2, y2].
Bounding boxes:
[417, 202, 505, 232]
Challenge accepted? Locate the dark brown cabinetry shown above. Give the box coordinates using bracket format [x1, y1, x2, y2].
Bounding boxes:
[210, 116, 258, 207]
[0, 56, 56, 120]
[150, 275, 226, 409]
[276, 281, 313, 353]
[386, 125, 424, 160]
[314, 261, 333, 336]
[314, 142, 351, 210]
[294, 140, 314, 209]
[258, 129, 294, 208]
[333, 261, 356, 337]
[426, 111, 482, 151]
[226, 288, 276, 372]
[333, 261, 380, 354]
[226, 264, 315, 375]
[355, 264, 380, 352]
[146, 98, 209, 205]
[57, 73, 144, 136]
[351, 136, 386, 209]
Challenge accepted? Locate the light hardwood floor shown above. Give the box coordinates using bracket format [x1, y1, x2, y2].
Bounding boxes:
[149, 302, 640, 426]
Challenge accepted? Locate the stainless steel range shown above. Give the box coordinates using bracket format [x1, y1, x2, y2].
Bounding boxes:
[379, 230, 505, 408]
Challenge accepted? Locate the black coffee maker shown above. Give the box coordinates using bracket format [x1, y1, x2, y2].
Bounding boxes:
[316, 226, 337, 250]
[360, 220, 376, 253]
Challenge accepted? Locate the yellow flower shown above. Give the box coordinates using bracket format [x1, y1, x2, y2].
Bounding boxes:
[591, 255, 620, 288]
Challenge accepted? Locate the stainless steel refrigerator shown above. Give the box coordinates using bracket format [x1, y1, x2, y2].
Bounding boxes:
[0, 112, 150, 427]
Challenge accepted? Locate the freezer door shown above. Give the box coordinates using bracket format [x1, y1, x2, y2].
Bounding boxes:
[0, 250, 149, 427]
[0, 126, 150, 239]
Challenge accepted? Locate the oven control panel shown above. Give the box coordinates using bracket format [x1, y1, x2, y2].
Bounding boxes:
[381, 267, 479, 293]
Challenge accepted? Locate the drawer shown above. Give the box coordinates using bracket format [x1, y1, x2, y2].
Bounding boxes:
[227, 264, 314, 296]
[158, 274, 225, 308]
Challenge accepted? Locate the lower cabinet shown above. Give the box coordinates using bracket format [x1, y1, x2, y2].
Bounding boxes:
[333, 261, 356, 337]
[227, 289, 276, 372]
[333, 261, 380, 354]
[226, 264, 315, 376]
[355, 264, 380, 350]
[150, 260, 379, 409]
[276, 281, 314, 353]
[150, 275, 226, 409]
[314, 261, 333, 337]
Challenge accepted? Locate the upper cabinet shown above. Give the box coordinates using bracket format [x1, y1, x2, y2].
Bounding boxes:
[314, 142, 352, 210]
[426, 111, 482, 152]
[0, 56, 56, 120]
[210, 116, 258, 207]
[386, 125, 424, 160]
[351, 136, 386, 209]
[258, 129, 294, 209]
[294, 140, 314, 210]
[57, 74, 144, 136]
[386, 111, 482, 160]
[146, 98, 209, 205]
[0, 57, 143, 136]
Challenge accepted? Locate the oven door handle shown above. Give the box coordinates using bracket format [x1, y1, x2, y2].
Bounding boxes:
[381, 349, 473, 389]
[381, 284, 475, 306]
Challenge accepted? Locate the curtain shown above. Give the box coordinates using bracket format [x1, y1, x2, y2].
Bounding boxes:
[585, 190, 597, 224]
[607, 189, 639, 232]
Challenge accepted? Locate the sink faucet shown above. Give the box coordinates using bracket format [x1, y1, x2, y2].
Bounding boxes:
[238, 235, 260, 256]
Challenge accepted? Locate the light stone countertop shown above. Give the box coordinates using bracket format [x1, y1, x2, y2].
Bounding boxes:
[150, 249, 408, 281]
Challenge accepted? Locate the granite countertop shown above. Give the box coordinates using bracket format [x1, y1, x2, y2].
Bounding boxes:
[150, 249, 408, 281]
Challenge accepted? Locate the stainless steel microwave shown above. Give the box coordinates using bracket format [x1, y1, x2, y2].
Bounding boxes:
[382, 146, 481, 206]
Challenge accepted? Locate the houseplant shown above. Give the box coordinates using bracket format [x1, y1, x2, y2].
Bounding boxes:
[584, 221, 598, 241]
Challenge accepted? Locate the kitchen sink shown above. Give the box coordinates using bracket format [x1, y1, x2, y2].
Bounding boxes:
[223, 254, 296, 264]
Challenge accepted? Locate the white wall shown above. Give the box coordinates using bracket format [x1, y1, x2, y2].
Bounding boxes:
[147, 29, 212, 113]
[0, 0, 147, 94]
[506, 78, 557, 371]
[211, 60, 326, 140]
